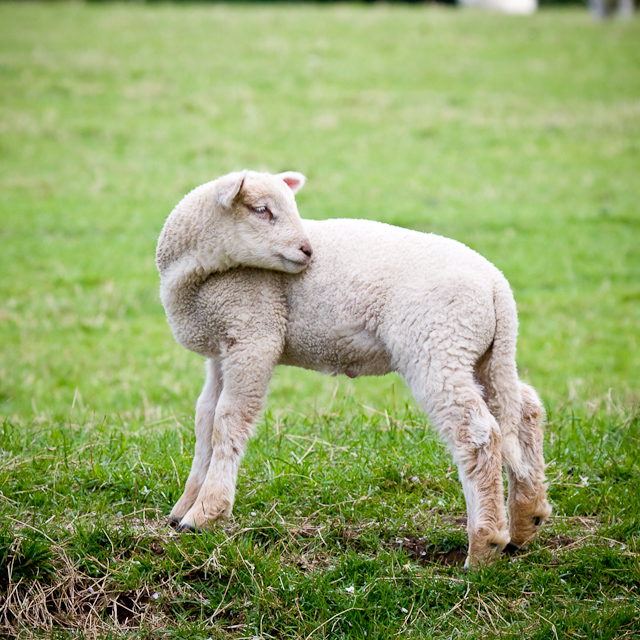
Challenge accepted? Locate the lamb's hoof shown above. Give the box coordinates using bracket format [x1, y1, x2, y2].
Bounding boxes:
[466, 528, 510, 569]
[167, 516, 181, 529]
[463, 546, 502, 571]
[177, 522, 197, 533]
[509, 511, 551, 549]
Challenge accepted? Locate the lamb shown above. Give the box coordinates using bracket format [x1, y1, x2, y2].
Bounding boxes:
[156, 170, 552, 567]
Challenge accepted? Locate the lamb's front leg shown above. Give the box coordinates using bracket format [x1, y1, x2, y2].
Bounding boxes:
[178, 346, 277, 531]
[169, 358, 222, 525]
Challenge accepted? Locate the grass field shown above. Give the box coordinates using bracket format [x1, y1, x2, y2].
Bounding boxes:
[1, 2, 639, 638]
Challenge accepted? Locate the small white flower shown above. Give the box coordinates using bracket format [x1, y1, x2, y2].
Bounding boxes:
[251, 511, 256, 516]
[345, 586, 355, 594]
[401, 607, 408, 613]
[580, 475, 589, 487]
[152, 592, 159, 600]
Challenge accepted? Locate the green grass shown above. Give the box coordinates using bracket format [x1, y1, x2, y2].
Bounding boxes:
[1, 407, 639, 637]
[1, 2, 639, 418]
[0, 2, 639, 637]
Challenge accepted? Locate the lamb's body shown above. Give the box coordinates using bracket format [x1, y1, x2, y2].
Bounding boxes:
[281, 219, 497, 379]
[157, 171, 551, 567]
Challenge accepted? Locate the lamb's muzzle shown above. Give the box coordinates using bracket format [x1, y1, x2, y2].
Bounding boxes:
[299, 240, 313, 258]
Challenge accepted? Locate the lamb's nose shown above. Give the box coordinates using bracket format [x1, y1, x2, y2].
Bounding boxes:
[300, 240, 313, 258]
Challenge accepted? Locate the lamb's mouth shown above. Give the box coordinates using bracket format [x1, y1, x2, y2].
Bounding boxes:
[279, 255, 310, 273]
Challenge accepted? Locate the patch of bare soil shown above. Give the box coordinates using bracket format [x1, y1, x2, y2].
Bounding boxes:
[393, 535, 467, 567]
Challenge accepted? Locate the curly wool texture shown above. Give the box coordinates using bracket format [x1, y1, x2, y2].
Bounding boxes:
[156, 171, 551, 567]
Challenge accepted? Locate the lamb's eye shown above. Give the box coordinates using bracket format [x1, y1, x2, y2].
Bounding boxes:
[252, 206, 274, 222]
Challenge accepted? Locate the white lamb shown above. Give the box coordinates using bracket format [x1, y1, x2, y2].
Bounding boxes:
[156, 170, 551, 567]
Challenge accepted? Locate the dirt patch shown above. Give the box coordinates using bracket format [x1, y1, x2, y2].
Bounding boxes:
[393, 535, 467, 567]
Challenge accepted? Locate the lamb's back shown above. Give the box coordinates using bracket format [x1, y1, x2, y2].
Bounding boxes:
[305, 218, 498, 282]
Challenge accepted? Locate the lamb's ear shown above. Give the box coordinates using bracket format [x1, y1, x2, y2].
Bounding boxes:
[217, 171, 248, 208]
[276, 171, 306, 194]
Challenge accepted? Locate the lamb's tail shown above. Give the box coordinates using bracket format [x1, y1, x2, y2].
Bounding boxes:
[481, 279, 526, 476]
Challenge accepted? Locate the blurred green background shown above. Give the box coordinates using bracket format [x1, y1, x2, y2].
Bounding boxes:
[1, 3, 638, 423]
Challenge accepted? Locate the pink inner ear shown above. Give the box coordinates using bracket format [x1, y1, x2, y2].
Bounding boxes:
[281, 176, 301, 192]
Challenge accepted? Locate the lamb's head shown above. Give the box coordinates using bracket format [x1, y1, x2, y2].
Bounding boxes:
[214, 170, 312, 274]
[157, 170, 312, 281]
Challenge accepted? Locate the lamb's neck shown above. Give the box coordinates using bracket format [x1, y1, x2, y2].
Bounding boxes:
[159, 250, 238, 315]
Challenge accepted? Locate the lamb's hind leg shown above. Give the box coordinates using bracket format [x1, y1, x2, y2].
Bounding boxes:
[474, 350, 551, 550]
[168, 358, 222, 525]
[412, 370, 510, 568]
[505, 383, 552, 549]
